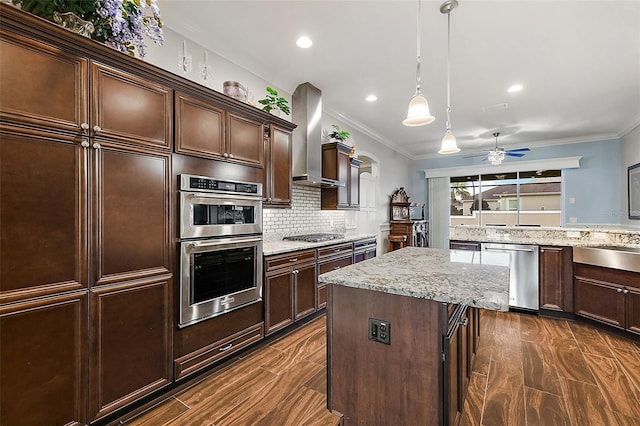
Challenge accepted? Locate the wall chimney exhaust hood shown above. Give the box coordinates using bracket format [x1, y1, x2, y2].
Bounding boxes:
[291, 82, 342, 188]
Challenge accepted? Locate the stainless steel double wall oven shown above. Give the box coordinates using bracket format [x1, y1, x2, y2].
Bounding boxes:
[178, 174, 263, 328]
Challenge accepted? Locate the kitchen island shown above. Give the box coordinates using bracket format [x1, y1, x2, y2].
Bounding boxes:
[318, 247, 510, 426]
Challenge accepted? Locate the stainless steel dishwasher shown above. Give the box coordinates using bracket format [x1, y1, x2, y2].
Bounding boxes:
[481, 243, 539, 311]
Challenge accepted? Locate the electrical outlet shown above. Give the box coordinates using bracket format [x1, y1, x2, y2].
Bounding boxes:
[369, 318, 391, 345]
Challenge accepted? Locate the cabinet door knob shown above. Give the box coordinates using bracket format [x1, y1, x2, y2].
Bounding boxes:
[617, 288, 623, 293]
[81, 140, 90, 148]
[93, 125, 102, 133]
[229, 154, 234, 159]
[223, 153, 229, 158]
[623, 289, 629, 294]
[460, 317, 469, 327]
[80, 123, 90, 131]
[93, 142, 101, 150]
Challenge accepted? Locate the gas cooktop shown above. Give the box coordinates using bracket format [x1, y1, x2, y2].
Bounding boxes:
[283, 233, 345, 243]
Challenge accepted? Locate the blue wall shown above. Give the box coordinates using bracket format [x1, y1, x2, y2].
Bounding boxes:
[412, 138, 622, 225]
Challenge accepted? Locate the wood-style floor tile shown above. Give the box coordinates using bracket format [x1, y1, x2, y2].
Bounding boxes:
[609, 344, 640, 393]
[213, 360, 324, 425]
[521, 340, 562, 395]
[472, 344, 491, 376]
[459, 372, 487, 426]
[126, 397, 190, 426]
[519, 314, 549, 342]
[602, 332, 640, 354]
[303, 366, 327, 395]
[482, 358, 525, 426]
[169, 367, 277, 425]
[582, 352, 640, 417]
[492, 311, 521, 338]
[549, 339, 597, 385]
[484, 330, 522, 364]
[523, 387, 571, 426]
[612, 410, 640, 426]
[541, 317, 573, 341]
[569, 321, 615, 358]
[560, 378, 621, 426]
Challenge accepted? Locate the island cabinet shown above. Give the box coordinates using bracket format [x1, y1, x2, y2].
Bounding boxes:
[317, 243, 354, 309]
[444, 305, 480, 426]
[264, 249, 317, 335]
[174, 91, 265, 168]
[574, 263, 640, 335]
[262, 124, 293, 207]
[322, 142, 360, 210]
[539, 246, 573, 313]
[1, 21, 173, 424]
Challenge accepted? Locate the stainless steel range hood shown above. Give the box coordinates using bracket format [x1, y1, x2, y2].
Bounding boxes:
[291, 82, 342, 187]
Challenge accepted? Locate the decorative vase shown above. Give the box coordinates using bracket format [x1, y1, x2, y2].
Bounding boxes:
[52, 11, 95, 38]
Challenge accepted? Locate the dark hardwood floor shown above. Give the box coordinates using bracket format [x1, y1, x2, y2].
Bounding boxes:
[125, 311, 640, 426]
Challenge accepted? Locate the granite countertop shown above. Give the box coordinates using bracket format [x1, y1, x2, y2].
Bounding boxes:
[263, 234, 376, 256]
[449, 225, 640, 248]
[318, 247, 510, 311]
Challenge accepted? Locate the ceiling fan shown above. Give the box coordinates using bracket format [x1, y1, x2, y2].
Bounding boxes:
[467, 132, 530, 164]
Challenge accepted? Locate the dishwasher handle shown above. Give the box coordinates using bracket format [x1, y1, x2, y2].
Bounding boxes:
[482, 244, 537, 253]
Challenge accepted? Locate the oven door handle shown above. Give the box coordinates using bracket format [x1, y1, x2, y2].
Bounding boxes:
[186, 236, 263, 251]
[184, 192, 262, 203]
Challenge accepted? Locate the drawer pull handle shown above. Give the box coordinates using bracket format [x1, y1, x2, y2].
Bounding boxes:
[333, 266, 341, 270]
[219, 343, 233, 352]
[289, 258, 298, 262]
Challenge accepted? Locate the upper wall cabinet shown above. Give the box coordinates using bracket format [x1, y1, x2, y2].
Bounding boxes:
[322, 142, 360, 210]
[0, 29, 88, 133]
[263, 124, 293, 207]
[91, 63, 172, 150]
[175, 91, 265, 168]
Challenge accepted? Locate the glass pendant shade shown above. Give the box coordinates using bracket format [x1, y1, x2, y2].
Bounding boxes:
[403, 93, 435, 126]
[438, 130, 460, 154]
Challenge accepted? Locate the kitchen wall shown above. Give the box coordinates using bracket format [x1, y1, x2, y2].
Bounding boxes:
[621, 123, 640, 227]
[413, 138, 625, 226]
[144, 26, 415, 238]
[263, 186, 345, 240]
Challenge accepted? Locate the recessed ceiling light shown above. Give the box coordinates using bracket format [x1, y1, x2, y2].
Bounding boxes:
[296, 36, 312, 49]
[508, 84, 523, 93]
[366, 94, 378, 102]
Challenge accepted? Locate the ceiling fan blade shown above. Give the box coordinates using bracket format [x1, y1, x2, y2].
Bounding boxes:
[505, 152, 527, 157]
[462, 153, 488, 159]
[506, 148, 530, 153]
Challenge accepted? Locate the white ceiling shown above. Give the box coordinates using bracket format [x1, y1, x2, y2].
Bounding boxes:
[158, 0, 640, 159]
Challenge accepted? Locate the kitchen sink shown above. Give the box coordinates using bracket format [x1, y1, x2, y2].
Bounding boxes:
[573, 246, 640, 273]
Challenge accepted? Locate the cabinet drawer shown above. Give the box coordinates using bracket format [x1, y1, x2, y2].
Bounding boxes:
[449, 241, 481, 251]
[174, 323, 264, 380]
[318, 255, 353, 275]
[265, 249, 316, 272]
[354, 238, 376, 250]
[318, 243, 353, 260]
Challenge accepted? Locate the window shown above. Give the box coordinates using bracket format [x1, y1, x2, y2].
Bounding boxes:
[449, 170, 562, 227]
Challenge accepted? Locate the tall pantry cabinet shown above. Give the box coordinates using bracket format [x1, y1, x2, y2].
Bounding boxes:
[0, 16, 172, 425]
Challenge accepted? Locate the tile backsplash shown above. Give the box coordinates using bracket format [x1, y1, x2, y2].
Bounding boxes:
[263, 186, 345, 241]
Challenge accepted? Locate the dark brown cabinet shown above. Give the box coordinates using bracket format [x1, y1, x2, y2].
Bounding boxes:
[539, 246, 573, 312]
[265, 249, 317, 335]
[174, 91, 265, 168]
[321, 142, 360, 210]
[444, 305, 479, 426]
[317, 243, 353, 311]
[1, 20, 173, 423]
[449, 240, 481, 251]
[574, 263, 640, 335]
[91, 63, 172, 150]
[354, 237, 377, 263]
[0, 292, 88, 426]
[89, 278, 171, 421]
[1, 29, 88, 133]
[263, 124, 292, 207]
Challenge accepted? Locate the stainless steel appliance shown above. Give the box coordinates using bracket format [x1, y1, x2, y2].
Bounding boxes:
[178, 174, 263, 328]
[481, 243, 539, 311]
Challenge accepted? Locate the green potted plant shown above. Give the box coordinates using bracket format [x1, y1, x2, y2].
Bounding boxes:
[258, 86, 291, 116]
[328, 124, 350, 143]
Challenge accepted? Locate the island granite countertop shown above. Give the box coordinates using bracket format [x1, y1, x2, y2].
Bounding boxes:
[318, 247, 510, 311]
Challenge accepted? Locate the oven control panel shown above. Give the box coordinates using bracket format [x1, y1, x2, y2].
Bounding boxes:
[181, 174, 261, 196]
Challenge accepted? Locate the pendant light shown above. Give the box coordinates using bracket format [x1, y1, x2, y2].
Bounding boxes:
[403, 0, 435, 126]
[438, 0, 460, 154]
